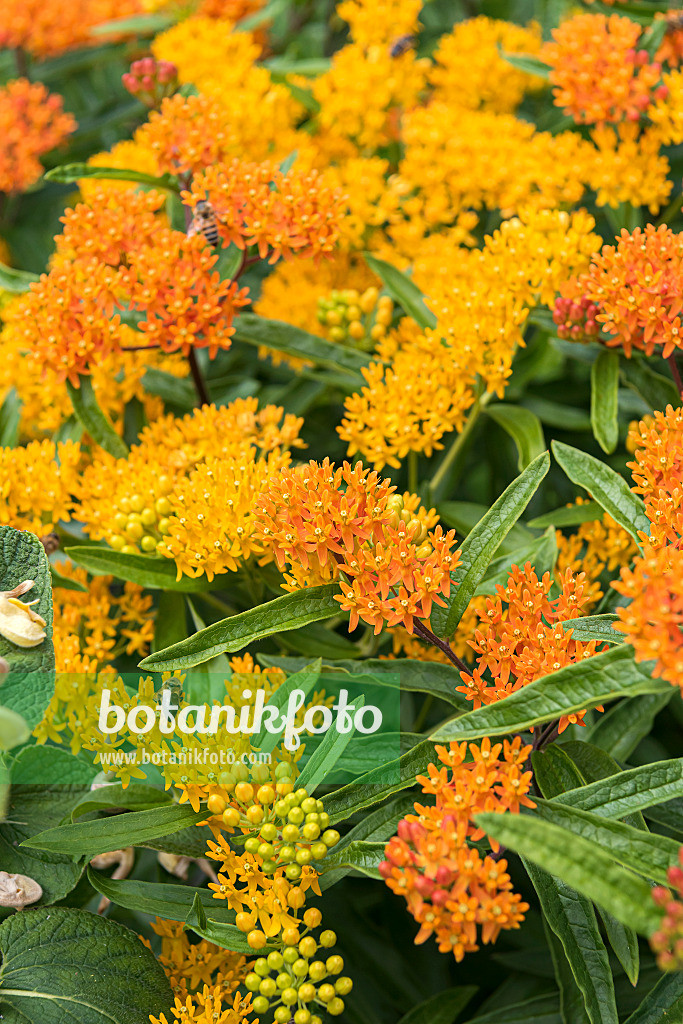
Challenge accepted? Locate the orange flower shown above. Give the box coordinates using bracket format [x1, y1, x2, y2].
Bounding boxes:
[380, 737, 532, 961]
[542, 13, 666, 124]
[459, 562, 604, 732]
[651, 848, 683, 971]
[254, 459, 459, 634]
[0, 0, 141, 58]
[184, 160, 345, 264]
[626, 405, 683, 544]
[0, 79, 75, 194]
[559, 224, 683, 359]
[136, 93, 242, 177]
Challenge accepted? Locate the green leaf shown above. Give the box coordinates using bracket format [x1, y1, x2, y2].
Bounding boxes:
[0, 388, 21, 446]
[532, 745, 640, 986]
[525, 858, 617, 1024]
[622, 972, 683, 1024]
[485, 404, 546, 470]
[66, 376, 129, 459]
[542, 917, 591, 1024]
[0, 261, 39, 293]
[153, 592, 187, 653]
[587, 691, 673, 760]
[142, 367, 196, 409]
[318, 793, 414, 889]
[50, 566, 87, 592]
[620, 357, 681, 412]
[184, 900, 255, 953]
[213, 243, 244, 282]
[278, 77, 320, 112]
[532, 798, 682, 885]
[295, 695, 363, 795]
[591, 350, 620, 454]
[139, 584, 341, 670]
[431, 452, 550, 637]
[430, 646, 665, 742]
[473, 527, 557, 597]
[500, 50, 551, 78]
[21, 803, 211, 859]
[0, 907, 172, 1023]
[397, 988, 478, 1024]
[44, 163, 178, 191]
[70, 783, 171, 819]
[562, 614, 624, 645]
[87, 869, 239, 927]
[251, 660, 321, 753]
[89, 11, 174, 34]
[641, 17, 668, 59]
[437, 501, 535, 550]
[0, 527, 54, 730]
[324, 738, 435, 825]
[0, 777, 91, 904]
[553, 757, 683, 820]
[363, 254, 437, 330]
[461, 995, 560, 1024]
[528, 500, 603, 529]
[64, 545, 217, 593]
[258, 654, 467, 708]
[476, 811, 661, 936]
[10, 745, 97, 786]
[318, 840, 385, 879]
[232, 313, 370, 385]
[552, 441, 649, 544]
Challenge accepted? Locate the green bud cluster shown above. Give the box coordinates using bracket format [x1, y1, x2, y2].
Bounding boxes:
[107, 477, 174, 556]
[317, 287, 394, 351]
[245, 928, 352, 1021]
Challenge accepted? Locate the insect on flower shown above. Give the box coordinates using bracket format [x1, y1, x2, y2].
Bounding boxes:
[187, 199, 220, 248]
[153, 679, 185, 706]
[389, 34, 416, 58]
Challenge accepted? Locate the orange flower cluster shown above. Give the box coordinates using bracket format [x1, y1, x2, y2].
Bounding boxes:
[459, 563, 603, 733]
[542, 13, 666, 124]
[184, 160, 345, 264]
[136, 93, 243, 177]
[559, 224, 683, 359]
[614, 406, 683, 688]
[380, 737, 533, 961]
[253, 460, 459, 633]
[0, 79, 76, 195]
[651, 847, 683, 971]
[17, 187, 249, 382]
[0, 0, 141, 58]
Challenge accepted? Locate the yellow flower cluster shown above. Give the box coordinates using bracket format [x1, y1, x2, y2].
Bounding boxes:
[0, 439, 80, 534]
[151, 16, 302, 162]
[588, 123, 672, 214]
[337, 0, 421, 47]
[429, 17, 544, 113]
[340, 208, 600, 468]
[76, 398, 305, 581]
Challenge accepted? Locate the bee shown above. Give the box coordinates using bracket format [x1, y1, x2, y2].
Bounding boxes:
[39, 532, 60, 555]
[153, 679, 185, 706]
[188, 199, 220, 248]
[666, 13, 683, 33]
[389, 34, 416, 58]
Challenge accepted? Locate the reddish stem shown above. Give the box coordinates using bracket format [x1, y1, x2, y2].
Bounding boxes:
[668, 354, 683, 396]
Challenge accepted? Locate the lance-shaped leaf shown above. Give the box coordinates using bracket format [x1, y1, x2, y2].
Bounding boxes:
[324, 738, 436, 825]
[251, 661, 321, 753]
[561, 614, 623, 644]
[397, 988, 478, 1024]
[232, 312, 370, 385]
[476, 812, 661, 936]
[0, 907, 172, 1023]
[87, 869, 239, 927]
[362, 254, 437, 329]
[552, 440, 649, 544]
[528, 500, 603, 529]
[591, 350, 620, 454]
[139, 585, 341, 670]
[587, 691, 673, 760]
[431, 452, 550, 637]
[486, 404, 546, 470]
[0, 261, 39, 293]
[65, 545, 217, 593]
[532, 798, 682, 884]
[553, 757, 683, 819]
[318, 840, 385, 879]
[500, 50, 551, 78]
[525, 858, 618, 1024]
[295, 695, 364, 794]
[259, 654, 466, 708]
[21, 803, 211, 859]
[319, 793, 415, 889]
[623, 971, 683, 1024]
[66, 376, 129, 459]
[431, 646, 665, 742]
[45, 162, 179, 191]
[621, 357, 681, 413]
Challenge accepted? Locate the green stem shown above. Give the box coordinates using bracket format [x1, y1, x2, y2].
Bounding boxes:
[429, 391, 488, 497]
[407, 450, 418, 495]
[413, 694, 433, 733]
